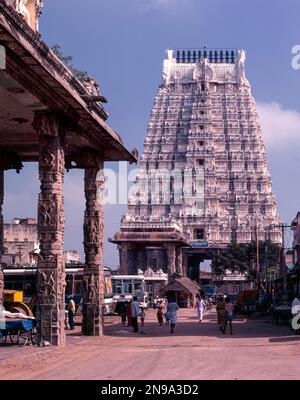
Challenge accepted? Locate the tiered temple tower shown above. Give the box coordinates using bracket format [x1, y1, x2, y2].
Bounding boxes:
[111, 49, 282, 280]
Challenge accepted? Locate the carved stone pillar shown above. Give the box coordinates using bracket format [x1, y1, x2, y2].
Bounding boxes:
[82, 156, 105, 336]
[126, 244, 137, 274]
[119, 243, 129, 274]
[176, 247, 183, 275]
[181, 249, 188, 277]
[0, 169, 4, 304]
[34, 112, 66, 347]
[167, 243, 176, 277]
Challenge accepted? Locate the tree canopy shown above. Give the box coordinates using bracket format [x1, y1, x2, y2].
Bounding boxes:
[51, 44, 89, 82]
[212, 241, 281, 281]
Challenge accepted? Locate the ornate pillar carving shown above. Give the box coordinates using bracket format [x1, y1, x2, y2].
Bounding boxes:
[119, 243, 129, 274]
[127, 244, 136, 274]
[34, 112, 66, 347]
[167, 243, 176, 277]
[176, 247, 183, 275]
[181, 248, 188, 277]
[0, 169, 4, 305]
[82, 152, 105, 336]
[145, 248, 151, 270]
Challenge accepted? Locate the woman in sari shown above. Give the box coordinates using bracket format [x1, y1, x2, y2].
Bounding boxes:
[157, 307, 164, 326]
[126, 300, 132, 327]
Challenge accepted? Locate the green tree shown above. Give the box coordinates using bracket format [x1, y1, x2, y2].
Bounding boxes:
[51, 44, 89, 82]
[212, 241, 280, 283]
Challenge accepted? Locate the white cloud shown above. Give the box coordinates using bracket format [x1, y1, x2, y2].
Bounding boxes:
[257, 101, 300, 147]
[141, 0, 174, 5]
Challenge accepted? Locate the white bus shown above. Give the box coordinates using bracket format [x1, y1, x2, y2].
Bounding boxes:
[111, 272, 168, 308]
[111, 275, 148, 306]
[3, 265, 115, 315]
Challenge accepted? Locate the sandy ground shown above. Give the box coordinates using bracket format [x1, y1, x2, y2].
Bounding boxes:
[1, 308, 300, 380]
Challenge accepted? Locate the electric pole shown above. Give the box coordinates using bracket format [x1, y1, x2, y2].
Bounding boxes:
[256, 223, 260, 290]
[268, 223, 291, 292]
[281, 223, 286, 291]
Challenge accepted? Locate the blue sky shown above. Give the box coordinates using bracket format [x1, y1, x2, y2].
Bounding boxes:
[4, 0, 300, 264]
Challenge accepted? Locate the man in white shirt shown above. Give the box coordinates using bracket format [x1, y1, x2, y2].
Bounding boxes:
[131, 296, 140, 333]
[195, 295, 205, 323]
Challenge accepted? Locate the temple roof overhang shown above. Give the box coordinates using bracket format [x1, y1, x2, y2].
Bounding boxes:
[109, 230, 190, 247]
[159, 276, 201, 295]
[0, 0, 136, 163]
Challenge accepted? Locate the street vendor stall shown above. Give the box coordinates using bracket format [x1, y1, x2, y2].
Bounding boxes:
[0, 317, 36, 346]
[0, 290, 36, 346]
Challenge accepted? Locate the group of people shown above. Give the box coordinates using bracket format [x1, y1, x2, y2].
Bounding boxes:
[155, 298, 179, 333]
[116, 293, 235, 335]
[67, 292, 235, 335]
[115, 296, 146, 333]
[116, 295, 180, 334]
[216, 295, 234, 335]
[156, 297, 179, 334]
[114, 296, 135, 328]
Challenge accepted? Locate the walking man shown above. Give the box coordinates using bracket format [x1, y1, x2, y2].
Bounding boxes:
[68, 296, 76, 330]
[195, 294, 205, 323]
[167, 295, 179, 334]
[223, 296, 234, 335]
[131, 296, 140, 333]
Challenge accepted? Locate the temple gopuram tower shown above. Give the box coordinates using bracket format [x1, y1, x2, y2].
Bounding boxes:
[111, 49, 282, 280]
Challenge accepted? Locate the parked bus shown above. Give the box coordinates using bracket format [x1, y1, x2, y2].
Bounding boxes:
[3, 265, 115, 315]
[111, 275, 148, 306]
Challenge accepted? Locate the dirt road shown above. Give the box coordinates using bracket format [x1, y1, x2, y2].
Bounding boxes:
[1, 308, 300, 380]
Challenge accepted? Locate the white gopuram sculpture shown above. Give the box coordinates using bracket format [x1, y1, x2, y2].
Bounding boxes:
[5, 0, 43, 31]
[236, 49, 248, 85]
[162, 49, 174, 86]
[16, 0, 30, 25]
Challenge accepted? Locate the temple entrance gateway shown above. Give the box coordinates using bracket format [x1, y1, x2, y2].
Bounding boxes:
[110, 219, 189, 277]
[0, 1, 136, 346]
[187, 255, 203, 282]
